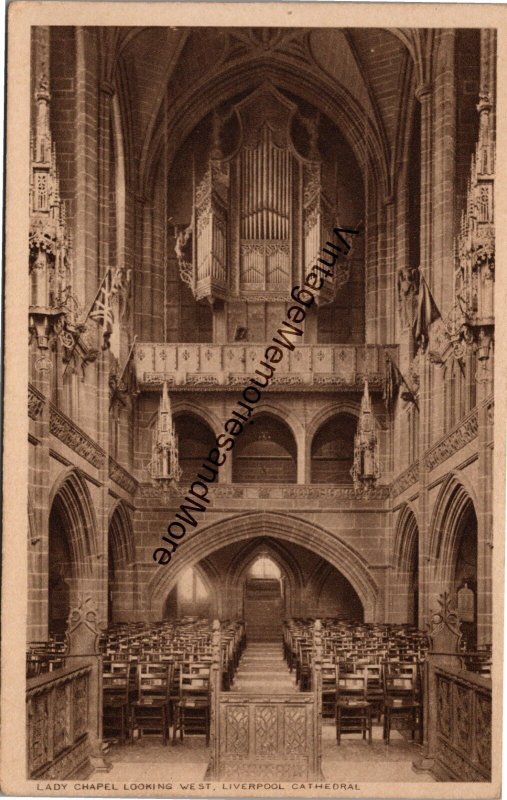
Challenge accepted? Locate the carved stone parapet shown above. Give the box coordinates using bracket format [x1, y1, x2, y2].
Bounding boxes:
[28, 384, 46, 420]
[391, 463, 419, 497]
[108, 456, 138, 495]
[49, 404, 105, 468]
[424, 408, 478, 472]
[212, 484, 390, 503]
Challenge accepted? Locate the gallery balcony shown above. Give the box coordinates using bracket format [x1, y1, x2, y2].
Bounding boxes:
[133, 342, 398, 393]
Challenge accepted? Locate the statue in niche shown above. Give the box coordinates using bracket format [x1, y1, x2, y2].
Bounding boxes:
[174, 224, 193, 288]
[397, 266, 420, 329]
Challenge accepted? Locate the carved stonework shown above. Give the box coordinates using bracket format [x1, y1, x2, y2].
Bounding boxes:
[66, 596, 102, 656]
[424, 408, 478, 471]
[351, 379, 380, 495]
[108, 456, 138, 495]
[28, 384, 46, 420]
[49, 405, 105, 468]
[29, 27, 82, 369]
[427, 592, 462, 656]
[391, 463, 419, 497]
[445, 31, 495, 360]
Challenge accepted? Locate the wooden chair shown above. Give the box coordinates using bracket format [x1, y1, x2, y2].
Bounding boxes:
[383, 663, 422, 745]
[335, 671, 372, 745]
[321, 661, 338, 718]
[298, 646, 312, 691]
[364, 664, 384, 722]
[103, 660, 131, 744]
[172, 671, 210, 745]
[131, 662, 172, 745]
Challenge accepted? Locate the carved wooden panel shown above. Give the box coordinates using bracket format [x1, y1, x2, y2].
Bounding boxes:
[436, 674, 452, 739]
[475, 692, 492, 774]
[53, 684, 72, 755]
[216, 694, 318, 780]
[434, 668, 491, 781]
[284, 706, 307, 754]
[28, 693, 52, 774]
[255, 706, 278, 754]
[73, 675, 89, 740]
[26, 665, 92, 779]
[454, 684, 473, 753]
[224, 705, 249, 755]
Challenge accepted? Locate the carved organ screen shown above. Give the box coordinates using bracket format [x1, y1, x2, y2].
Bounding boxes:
[167, 81, 365, 343]
[185, 83, 343, 306]
[239, 122, 292, 290]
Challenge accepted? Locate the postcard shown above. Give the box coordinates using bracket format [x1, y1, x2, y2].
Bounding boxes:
[2, 2, 506, 798]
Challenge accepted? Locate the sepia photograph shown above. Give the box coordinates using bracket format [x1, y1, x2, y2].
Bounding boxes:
[2, 3, 505, 797]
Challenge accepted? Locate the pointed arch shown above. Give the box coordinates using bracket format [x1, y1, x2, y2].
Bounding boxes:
[392, 503, 419, 625]
[429, 472, 477, 584]
[141, 60, 388, 200]
[393, 503, 419, 572]
[109, 501, 135, 566]
[49, 467, 100, 573]
[147, 511, 378, 621]
[47, 468, 100, 633]
[224, 536, 305, 618]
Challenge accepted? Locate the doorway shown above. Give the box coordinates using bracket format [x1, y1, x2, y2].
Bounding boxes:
[243, 556, 284, 642]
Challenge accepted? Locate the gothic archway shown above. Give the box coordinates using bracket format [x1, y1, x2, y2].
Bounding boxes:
[48, 468, 99, 634]
[147, 511, 378, 621]
[393, 504, 419, 625]
[108, 501, 136, 623]
[224, 537, 305, 621]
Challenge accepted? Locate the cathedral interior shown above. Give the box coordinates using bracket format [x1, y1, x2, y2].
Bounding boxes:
[27, 25, 495, 785]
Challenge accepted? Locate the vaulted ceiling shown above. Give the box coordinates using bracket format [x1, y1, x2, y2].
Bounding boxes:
[112, 27, 420, 195]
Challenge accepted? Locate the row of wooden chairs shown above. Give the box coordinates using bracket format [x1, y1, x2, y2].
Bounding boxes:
[26, 635, 67, 677]
[328, 663, 422, 745]
[101, 618, 245, 746]
[103, 660, 211, 746]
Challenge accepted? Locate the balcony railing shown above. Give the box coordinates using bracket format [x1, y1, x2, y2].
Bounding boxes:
[133, 343, 398, 392]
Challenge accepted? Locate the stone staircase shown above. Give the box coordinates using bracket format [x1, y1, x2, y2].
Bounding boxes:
[231, 642, 297, 693]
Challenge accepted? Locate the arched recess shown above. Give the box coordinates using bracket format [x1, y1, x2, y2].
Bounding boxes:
[108, 501, 136, 623]
[147, 511, 379, 621]
[224, 537, 305, 619]
[430, 475, 478, 646]
[232, 412, 297, 484]
[47, 468, 99, 634]
[307, 560, 364, 621]
[310, 413, 357, 484]
[173, 412, 216, 483]
[305, 402, 363, 483]
[429, 472, 477, 583]
[162, 562, 217, 621]
[393, 504, 419, 626]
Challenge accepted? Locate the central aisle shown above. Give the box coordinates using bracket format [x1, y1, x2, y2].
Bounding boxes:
[100, 638, 434, 784]
[231, 641, 297, 693]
